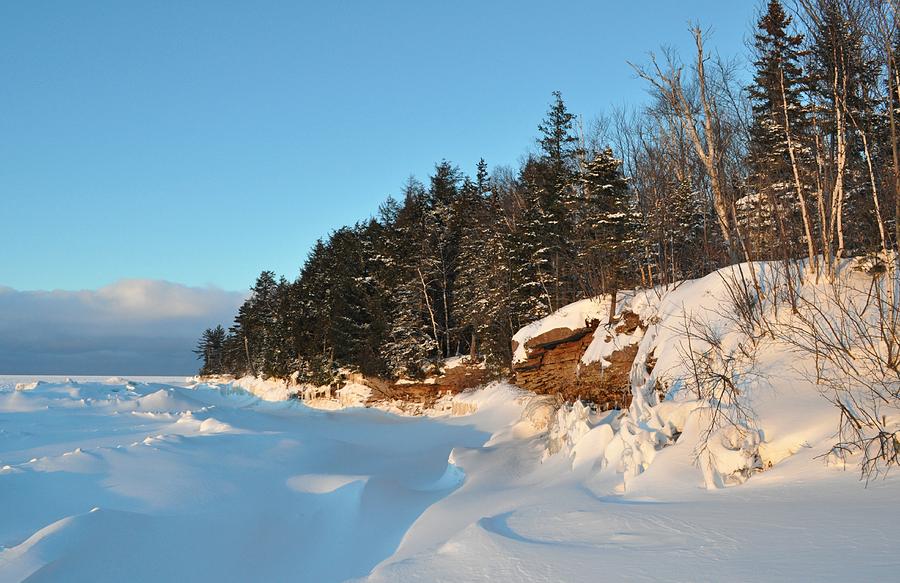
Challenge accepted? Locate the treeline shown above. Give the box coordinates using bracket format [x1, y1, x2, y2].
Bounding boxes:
[197, 0, 900, 383]
[196, 97, 643, 381]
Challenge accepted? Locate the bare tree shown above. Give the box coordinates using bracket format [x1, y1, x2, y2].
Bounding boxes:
[631, 26, 736, 257]
[774, 258, 900, 480]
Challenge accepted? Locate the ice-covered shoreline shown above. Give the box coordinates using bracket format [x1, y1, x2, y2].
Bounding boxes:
[1, 375, 898, 581]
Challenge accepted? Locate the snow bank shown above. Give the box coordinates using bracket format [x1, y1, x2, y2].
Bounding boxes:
[229, 375, 298, 401]
[14, 380, 45, 391]
[335, 383, 372, 407]
[441, 355, 485, 370]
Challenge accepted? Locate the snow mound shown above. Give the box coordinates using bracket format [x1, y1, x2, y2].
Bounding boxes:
[441, 355, 485, 370]
[518, 395, 558, 432]
[336, 383, 372, 408]
[287, 473, 368, 494]
[199, 417, 233, 434]
[133, 388, 205, 413]
[14, 380, 45, 391]
[229, 375, 297, 401]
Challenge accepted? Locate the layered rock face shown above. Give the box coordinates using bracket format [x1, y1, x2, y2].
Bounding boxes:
[342, 361, 491, 411]
[370, 364, 490, 406]
[512, 312, 643, 409]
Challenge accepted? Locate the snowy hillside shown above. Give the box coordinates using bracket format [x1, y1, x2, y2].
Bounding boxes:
[1, 364, 899, 581]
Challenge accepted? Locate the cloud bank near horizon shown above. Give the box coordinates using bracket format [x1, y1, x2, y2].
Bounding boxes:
[0, 280, 246, 375]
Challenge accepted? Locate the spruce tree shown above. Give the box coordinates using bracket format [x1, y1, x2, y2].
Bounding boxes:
[194, 325, 226, 375]
[536, 91, 583, 309]
[383, 178, 441, 376]
[229, 270, 280, 377]
[427, 161, 464, 357]
[579, 148, 643, 322]
[455, 158, 513, 364]
[805, 0, 882, 255]
[512, 157, 555, 323]
[740, 0, 812, 259]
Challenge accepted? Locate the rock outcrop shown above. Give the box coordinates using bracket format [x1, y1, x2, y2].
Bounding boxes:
[512, 311, 644, 409]
[355, 361, 491, 409]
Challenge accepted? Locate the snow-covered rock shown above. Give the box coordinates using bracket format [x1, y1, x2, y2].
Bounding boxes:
[511, 296, 611, 363]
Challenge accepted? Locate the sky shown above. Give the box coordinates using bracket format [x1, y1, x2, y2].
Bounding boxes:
[0, 0, 758, 373]
[0, 281, 245, 375]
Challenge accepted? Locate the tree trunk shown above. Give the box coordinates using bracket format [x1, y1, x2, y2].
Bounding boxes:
[830, 53, 848, 262]
[243, 335, 253, 376]
[779, 68, 818, 271]
[608, 289, 618, 327]
[692, 27, 733, 255]
[417, 268, 440, 360]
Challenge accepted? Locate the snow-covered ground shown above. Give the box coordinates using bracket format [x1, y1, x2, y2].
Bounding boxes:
[1, 375, 898, 582]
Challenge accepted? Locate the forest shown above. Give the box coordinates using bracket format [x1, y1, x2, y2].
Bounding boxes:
[195, 0, 900, 385]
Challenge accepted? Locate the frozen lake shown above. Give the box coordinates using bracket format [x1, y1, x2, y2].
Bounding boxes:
[1, 377, 898, 582]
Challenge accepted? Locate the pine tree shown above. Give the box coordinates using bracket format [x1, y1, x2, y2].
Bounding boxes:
[478, 190, 517, 365]
[229, 270, 280, 377]
[454, 158, 513, 364]
[536, 91, 584, 309]
[194, 325, 226, 375]
[382, 178, 441, 376]
[291, 240, 337, 384]
[666, 179, 708, 279]
[426, 161, 464, 357]
[741, 0, 812, 259]
[538, 91, 583, 191]
[325, 223, 391, 377]
[512, 157, 555, 323]
[805, 0, 883, 256]
[263, 276, 295, 379]
[579, 148, 643, 322]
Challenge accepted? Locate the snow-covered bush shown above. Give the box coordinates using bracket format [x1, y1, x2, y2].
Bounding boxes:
[773, 260, 900, 479]
[697, 424, 762, 488]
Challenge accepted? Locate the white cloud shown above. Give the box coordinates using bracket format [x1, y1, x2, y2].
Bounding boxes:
[0, 280, 246, 375]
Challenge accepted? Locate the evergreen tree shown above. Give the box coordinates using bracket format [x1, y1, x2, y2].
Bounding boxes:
[662, 179, 708, 279]
[536, 91, 583, 309]
[383, 178, 441, 376]
[538, 91, 583, 191]
[740, 0, 812, 259]
[327, 223, 390, 377]
[579, 148, 643, 321]
[454, 159, 513, 364]
[292, 239, 337, 383]
[194, 325, 226, 375]
[228, 270, 280, 377]
[512, 157, 555, 323]
[805, 0, 882, 255]
[427, 161, 464, 357]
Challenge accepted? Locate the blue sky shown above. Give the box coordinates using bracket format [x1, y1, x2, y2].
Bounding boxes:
[2, 0, 757, 293]
[0, 1, 759, 373]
